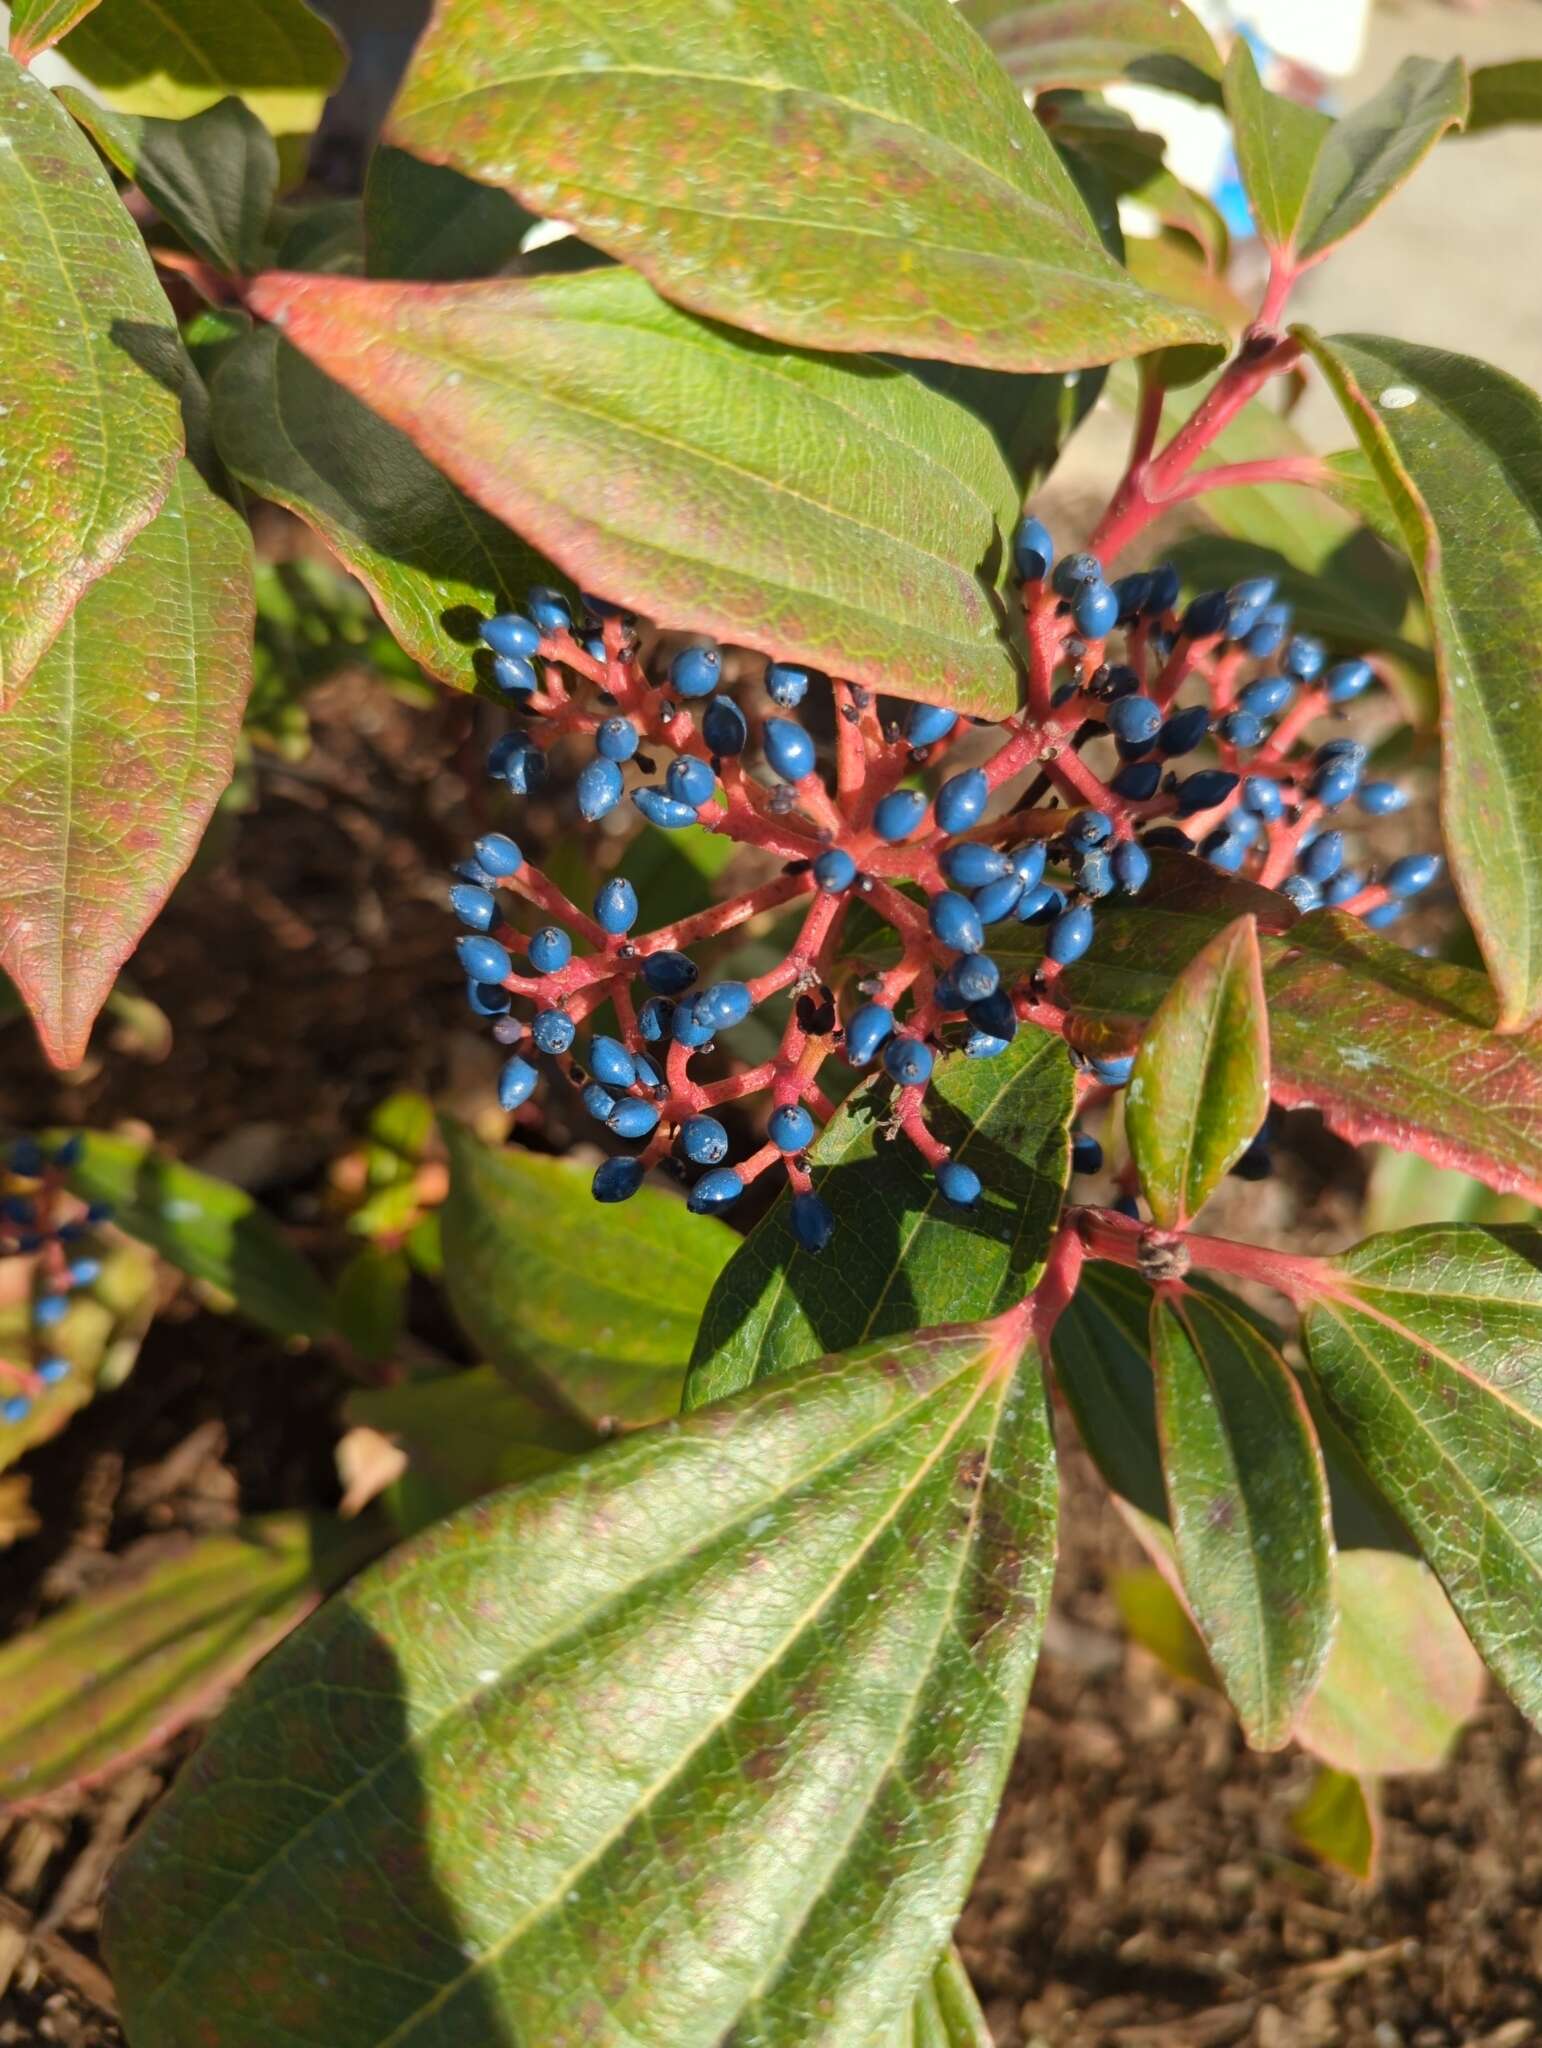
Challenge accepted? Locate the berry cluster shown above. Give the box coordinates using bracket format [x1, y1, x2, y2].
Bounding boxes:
[0, 1138, 112, 1425]
[448, 521, 1439, 1248]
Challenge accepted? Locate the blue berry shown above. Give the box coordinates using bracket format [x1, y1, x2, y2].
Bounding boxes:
[609, 1098, 661, 1140]
[1310, 761, 1360, 809]
[33, 1294, 67, 1328]
[577, 756, 625, 821]
[670, 645, 721, 698]
[1358, 780, 1407, 816]
[482, 613, 542, 660]
[1107, 694, 1162, 747]
[457, 934, 511, 984]
[498, 1057, 539, 1112]
[1090, 1052, 1135, 1086]
[1322, 869, 1364, 906]
[1176, 768, 1239, 814]
[633, 1052, 663, 1093]
[679, 1115, 730, 1165]
[965, 1028, 1011, 1059]
[769, 1103, 815, 1152]
[1243, 608, 1289, 658]
[1283, 634, 1325, 682]
[580, 591, 629, 623]
[1238, 674, 1294, 718]
[687, 1168, 745, 1215]
[633, 787, 699, 830]
[973, 873, 1025, 924]
[527, 926, 572, 975]
[1067, 808, 1112, 848]
[594, 877, 639, 934]
[1363, 900, 1405, 930]
[1111, 573, 1152, 621]
[702, 695, 748, 757]
[813, 848, 857, 892]
[582, 1082, 616, 1120]
[665, 755, 716, 808]
[583, 633, 607, 662]
[1, 1395, 30, 1424]
[450, 882, 496, 932]
[531, 1010, 576, 1055]
[491, 652, 538, 695]
[473, 832, 523, 877]
[1012, 516, 1054, 582]
[672, 1003, 716, 1048]
[588, 1035, 637, 1088]
[935, 768, 989, 836]
[1201, 828, 1246, 873]
[764, 718, 815, 781]
[1051, 551, 1100, 597]
[36, 1356, 70, 1385]
[596, 716, 639, 762]
[936, 1160, 982, 1207]
[1325, 658, 1374, 704]
[1159, 704, 1210, 756]
[942, 842, 1008, 890]
[954, 953, 999, 1003]
[1112, 760, 1163, 801]
[1047, 904, 1095, 964]
[467, 979, 511, 1017]
[873, 788, 927, 842]
[1225, 576, 1276, 636]
[526, 587, 572, 633]
[1385, 853, 1441, 898]
[593, 1157, 645, 1203]
[929, 892, 985, 954]
[642, 950, 698, 996]
[765, 662, 811, 707]
[487, 729, 547, 794]
[1072, 1131, 1104, 1174]
[85, 1201, 112, 1224]
[846, 1002, 895, 1065]
[1242, 776, 1284, 821]
[1145, 563, 1181, 614]
[790, 1191, 835, 1254]
[1113, 1193, 1141, 1218]
[1298, 831, 1344, 884]
[1281, 875, 1323, 912]
[8, 1139, 43, 1176]
[1112, 841, 1150, 894]
[1073, 581, 1119, 639]
[1182, 589, 1230, 639]
[1317, 738, 1368, 766]
[699, 980, 753, 1029]
[1142, 827, 1192, 852]
[1016, 881, 1065, 924]
[1218, 710, 1264, 750]
[1010, 843, 1048, 888]
[966, 989, 1016, 1042]
[1072, 847, 1115, 897]
[906, 702, 957, 749]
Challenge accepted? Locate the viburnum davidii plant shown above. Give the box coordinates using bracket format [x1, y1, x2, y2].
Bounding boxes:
[1, 0, 1541, 2039]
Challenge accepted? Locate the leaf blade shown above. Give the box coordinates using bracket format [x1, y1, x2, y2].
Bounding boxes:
[961, 0, 1221, 101]
[9, 0, 102, 61]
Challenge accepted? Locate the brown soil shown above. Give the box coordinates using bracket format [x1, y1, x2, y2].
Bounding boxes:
[2, 677, 1538, 2048]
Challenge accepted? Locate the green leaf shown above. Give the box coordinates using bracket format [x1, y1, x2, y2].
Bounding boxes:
[1465, 60, 1542, 135]
[363, 145, 536, 284]
[0, 1514, 378, 1803]
[1300, 333, 1542, 1031]
[58, 0, 345, 160]
[59, 90, 277, 277]
[1127, 914, 1269, 1227]
[961, 0, 1219, 100]
[1290, 1766, 1377, 1881]
[8, 0, 101, 62]
[0, 457, 254, 1067]
[1111, 1563, 1215, 1689]
[108, 1312, 1056, 2046]
[332, 1245, 408, 1363]
[0, 1240, 155, 1477]
[1295, 1550, 1485, 1777]
[1301, 1223, 1542, 1730]
[980, 856, 1542, 1205]
[688, 1022, 1074, 1405]
[211, 327, 548, 689]
[53, 1128, 333, 1340]
[441, 1124, 734, 1427]
[1151, 1289, 1334, 1748]
[249, 265, 1026, 718]
[1223, 44, 1466, 266]
[0, 53, 183, 702]
[898, 355, 1106, 497]
[383, 0, 1224, 374]
[911, 1947, 993, 2046]
[1051, 1260, 1167, 1521]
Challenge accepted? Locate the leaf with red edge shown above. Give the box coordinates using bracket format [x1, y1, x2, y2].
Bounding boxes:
[8, 0, 102, 61]
[1127, 914, 1269, 1227]
[250, 265, 1025, 716]
[382, 0, 1223, 375]
[0, 52, 183, 703]
[961, 0, 1221, 104]
[979, 856, 1542, 1204]
[0, 457, 253, 1068]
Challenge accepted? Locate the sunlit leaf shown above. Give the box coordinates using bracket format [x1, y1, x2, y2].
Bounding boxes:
[1290, 1765, 1378, 1880]
[961, 0, 1220, 101]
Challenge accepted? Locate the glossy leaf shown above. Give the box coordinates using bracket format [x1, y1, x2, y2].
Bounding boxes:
[212, 327, 548, 689]
[961, 0, 1219, 101]
[1302, 332, 1542, 1031]
[982, 857, 1542, 1204]
[1223, 44, 1466, 266]
[899, 355, 1105, 497]
[0, 1514, 377, 1803]
[0, 1241, 155, 1477]
[688, 1023, 1074, 1405]
[0, 53, 182, 703]
[1466, 59, 1542, 135]
[1301, 1223, 1542, 1729]
[1051, 1260, 1166, 1520]
[441, 1123, 734, 1427]
[0, 457, 254, 1067]
[384, 0, 1223, 374]
[54, 1128, 333, 1340]
[1290, 1766, 1377, 1881]
[364, 145, 535, 283]
[58, 0, 345, 156]
[249, 265, 1025, 718]
[1127, 914, 1269, 1227]
[1295, 1550, 1485, 1777]
[8, 0, 101, 60]
[59, 90, 277, 278]
[1151, 1289, 1334, 1748]
[108, 1312, 1056, 2047]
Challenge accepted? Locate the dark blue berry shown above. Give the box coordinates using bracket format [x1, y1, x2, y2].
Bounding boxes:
[845, 1002, 895, 1065]
[497, 1057, 539, 1111]
[1224, 576, 1276, 636]
[1201, 828, 1246, 873]
[1239, 674, 1294, 718]
[769, 1103, 815, 1152]
[593, 1157, 644, 1203]
[1067, 808, 1113, 848]
[531, 1010, 576, 1055]
[1073, 581, 1119, 638]
[1243, 608, 1288, 658]
[665, 755, 716, 808]
[973, 873, 1025, 924]
[1144, 563, 1181, 614]
[1107, 694, 1162, 747]
[1385, 853, 1441, 897]
[1298, 832, 1344, 884]
[1072, 1131, 1104, 1174]
[597, 717, 639, 762]
[526, 587, 572, 633]
[1358, 780, 1407, 816]
[642, 950, 698, 995]
[1363, 900, 1404, 929]
[1159, 704, 1210, 756]
[609, 1098, 661, 1140]
[1051, 551, 1100, 597]
[588, 1036, 637, 1088]
[1242, 775, 1284, 821]
[1310, 761, 1360, 809]
[935, 768, 988, 836]
[450, 882, 496, 932]
[929, 892, 985, 954]
[488, 730, 547, 794]
[482, 613, 542, 660]
[1218, 710, 1264, 750]
[1325, 658, 1373, 704]
[873, 788, 927, 842]
[679, 1115, 729, 1165]
[687, 1168, 745, 1215]
[577, 756, 625, 821]
[1182, 589, 1230, 639]
[1283, 634, 1325, 682]
[492, 652, 538, 695]
[633, 787, 699, 830]
[702, 695, 748, 757]
[633, 1051, 664, 1093]
[1047, 904, 1094, 964]
[936, 1159, 981, 1206]
[527, 926, 572, 974]
[906, 702, 957, 749]
[764, 718, 815, 781]
[1141, 827, 1192, 852]
[965, 988, 1016, 1042]
[1112, 572, 1152, 621]
[1176, 768, 1239, 814]
[457, 934, 511, 984]
[942, 842, 1008, 890]
[765, 662, 811, 707]
[594, 877, 639, 934]
[1112, 760, 1163, 801]
[467, 979, 512, 1017]
[1322, 869, 1364, 906]
[1112, 841, 1150, 894]
[954, 953, 999, 1003]
[1012, 516, 1054, 582]
[670, 645, 721, 698]
[790, 1191, 835, 1254]
[813, 848, 857, 892]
